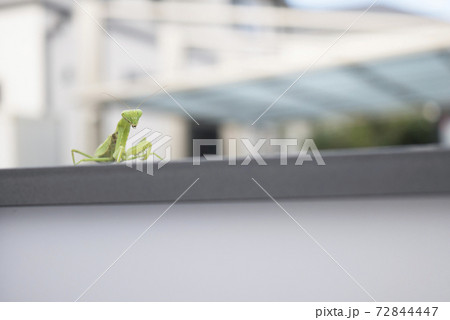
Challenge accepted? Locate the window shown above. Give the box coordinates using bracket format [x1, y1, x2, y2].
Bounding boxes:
[190, 122, 219, 157]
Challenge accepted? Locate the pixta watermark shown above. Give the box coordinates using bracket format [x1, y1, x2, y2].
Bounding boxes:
[126, 133, 325, 176]
[125, 128, 172, 176]
[193, 138, 325, 166]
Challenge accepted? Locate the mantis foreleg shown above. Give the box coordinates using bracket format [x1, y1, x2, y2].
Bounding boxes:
[113, 145, 126, 162]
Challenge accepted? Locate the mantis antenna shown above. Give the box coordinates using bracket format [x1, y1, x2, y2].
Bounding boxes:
[102, 92, 131, 109]
[102, 86, 167, 110]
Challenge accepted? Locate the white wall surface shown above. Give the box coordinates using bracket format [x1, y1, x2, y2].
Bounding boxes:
[0, 113, 17, 167]
[0, 4, 47, 168]
[1, 195, 449, 301]
[0, 4, 46, 118]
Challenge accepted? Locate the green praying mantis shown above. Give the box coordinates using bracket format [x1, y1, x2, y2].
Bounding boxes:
[71, 103, 162, 165]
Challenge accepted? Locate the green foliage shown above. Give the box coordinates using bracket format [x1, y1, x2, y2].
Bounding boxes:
[312, 114, 438, 150]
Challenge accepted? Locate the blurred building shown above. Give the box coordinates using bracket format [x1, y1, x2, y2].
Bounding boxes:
[1, 0, 450, 167]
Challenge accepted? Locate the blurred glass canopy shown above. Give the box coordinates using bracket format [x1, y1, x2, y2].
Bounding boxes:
[126, 50, 450, 123]
[86, 0, 450, 125]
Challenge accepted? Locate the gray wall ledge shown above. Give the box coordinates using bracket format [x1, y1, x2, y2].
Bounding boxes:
[1, 145, 450, 207]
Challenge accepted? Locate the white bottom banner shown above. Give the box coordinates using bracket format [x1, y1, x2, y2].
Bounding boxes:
[1, 302, 449, 320]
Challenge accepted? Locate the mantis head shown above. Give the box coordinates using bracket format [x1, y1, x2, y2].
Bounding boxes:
[121, 109, 143, 128]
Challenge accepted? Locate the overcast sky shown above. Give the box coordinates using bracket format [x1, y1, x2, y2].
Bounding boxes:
[285, 0, 450, 21]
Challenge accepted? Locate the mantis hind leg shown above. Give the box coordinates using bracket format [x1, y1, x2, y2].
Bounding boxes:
[127, 151, 163, 161]
[74, 157, 114, 165]
[126, 139, 163, 161]
[72, 149, 94, 165]
[72, 149, 114, 165]
[143, 149, 163, 161]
